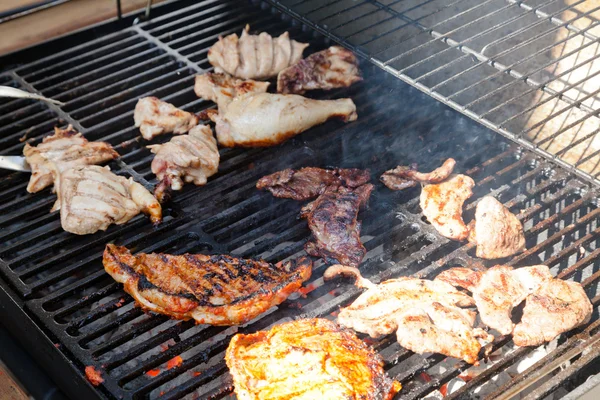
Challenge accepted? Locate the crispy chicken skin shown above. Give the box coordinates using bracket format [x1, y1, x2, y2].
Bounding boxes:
[277, 46, 362, 94]
[381, 158, 456, 191]
[208, 25, 308, 80]
[469, 196, 526, 259]
[55, 165, 161, 235]
[148, 125, 219, 202]
[134, 97, 198, 140]
[23, 125, 118, 193]
[420, 174, 474, 240]
[225, 318, 401, 400]
[194, 72, 270, 110]
[103, 244, 312, 325]
[207, 92, 357, 147]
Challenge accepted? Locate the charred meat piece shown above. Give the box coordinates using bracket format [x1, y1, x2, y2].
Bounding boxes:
[208, 25, 308, 80]
[103, 245, 312, 325]
[381, 158, 455, 191]
[257, 167, 370, 201]
[225, 318, 401, 400]
[301, 184, 373, 268]
[207, 92, 357, 147]
[194, 72, 270, 110]
[54, 165, 161, 235]
[148, 125, 219, 202]
[277, 46, 362, 94]
[134, 97, 198, 140]
[420, 174, 474, 240]
[23, 125, 118, 193]
[469, 196, 526, 259]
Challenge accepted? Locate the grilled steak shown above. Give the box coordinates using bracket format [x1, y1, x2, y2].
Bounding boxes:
[134, 97, 199, 140]
[381, 158, 455, 191]
[103, 244, 312, 325]
[225, 318, 401, 400]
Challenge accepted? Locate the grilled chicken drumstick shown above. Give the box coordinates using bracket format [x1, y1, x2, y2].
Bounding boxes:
[381, 158, 455, 191]
[103, 245, 312, 325]
[226, 318, 401, 400]
[134, 97, 199, 140]
[194, 72, 270, 110]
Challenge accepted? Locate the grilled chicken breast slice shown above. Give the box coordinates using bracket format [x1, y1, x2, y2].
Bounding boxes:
[55, 166, 161, 235]
[420, 174, 474, 240]
[134, 97, 198, 140]
[381, 158, 456, 191]
[207, 92, 357, 147]
[23, 125, 118, 193]
[103, 245, 312, 325]
[194, 72, 270, 110]
[277, 46, 362, 94]
[225, 318, 401, 400]
[148, 125, 219, 202]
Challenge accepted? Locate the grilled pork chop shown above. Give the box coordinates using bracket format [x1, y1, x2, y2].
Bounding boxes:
[420, 174, 474, 240]
[103, 245, 312, 325]
[23, 125, 118, 193]
[277, 46, 362, 94]
[225, 318, 401, 400]
[134, 97, 199, 140]
[194, 72, 270, 110]
[381, 158, 456, 191]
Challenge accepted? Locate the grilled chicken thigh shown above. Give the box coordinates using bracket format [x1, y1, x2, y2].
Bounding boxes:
[148, 125, 219, 202]
[381, 158, 456, 191]
[277, 46, 361, 94]
[469, 196, 526, 259]
[23, 125, 118, 193]
[55, 165, 161, 235]
[134, 97, 199, 140]
[226, 318, 401, 400]
[103, 245, 312, 325]
[420, 174, 474, 240]
[207, 92, 357, 147]
[208, 25, 308, 80]
[194, 72, 269, 110]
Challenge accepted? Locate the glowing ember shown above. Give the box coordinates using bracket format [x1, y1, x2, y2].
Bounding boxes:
[146, 369, 161, 377]
[167, 355, 183, 369]
[85, 366, 104, 386]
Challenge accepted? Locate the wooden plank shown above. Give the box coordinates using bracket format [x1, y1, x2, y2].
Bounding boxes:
[0, 0, 43, 15]
[0, 361, 28, 400]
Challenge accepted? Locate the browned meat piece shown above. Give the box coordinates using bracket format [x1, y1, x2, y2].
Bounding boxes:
[420, 174, 474, 240]
[256, 167, 370, 201]
[194, 72, 270, 110]
[103, 244, 312, 325]
[208, 25, 308, 80]
[277, 46, 362, 94]
[381, 158, 456, 191]
[23, 125, 118, 193]
[148, 125, 219, 202]
[469, 196, 526, 259]
[134, 97, 199, 140]
[300, 184, 373, 267]
[435, 267, 483, 292]
[225, 318, 401, 400]
[513, 279, 592, 346]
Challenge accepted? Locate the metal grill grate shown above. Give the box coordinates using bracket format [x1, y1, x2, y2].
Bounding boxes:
[267, 0, 600, 189]
[0, 0, 600, 399]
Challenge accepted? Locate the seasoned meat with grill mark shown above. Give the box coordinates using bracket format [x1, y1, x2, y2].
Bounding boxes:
[226, 318, 401, 400]
[381, 158, 455, 191]
[300, 184, 373, 267]
[420, 174, 474, 240]
[103, 244, 312, 325]
[257, 167, 370, 201]
[134, 97, 199, 140]
[23, 125, 118, 193]
[194, 72, 270, 110]
[277, 46, 362, 94]
[469, 196, 526, 259]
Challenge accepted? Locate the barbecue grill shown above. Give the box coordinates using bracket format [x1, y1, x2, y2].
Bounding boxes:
[1, 0, 600, 399]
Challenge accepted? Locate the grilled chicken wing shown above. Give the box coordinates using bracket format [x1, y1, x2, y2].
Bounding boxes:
[55, 165, 161, 234]
[103, 245, 312, 325]
[148, 125, 219, 202]
[381, 158, 455, 191]
[23, 125, 118, 193]
[134, 97, 198, 140]
[277, 46, 361, 94]
[225, 318, 401, 400]
[420, 174, 474, 240]
[469, 196, 526, 259]
[194, 72, 269, 110]
[257, 167, 370, 201]
[207, 92, 357, 147]
[208, 25, 308, 80]
[513, 279, 592, 346]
